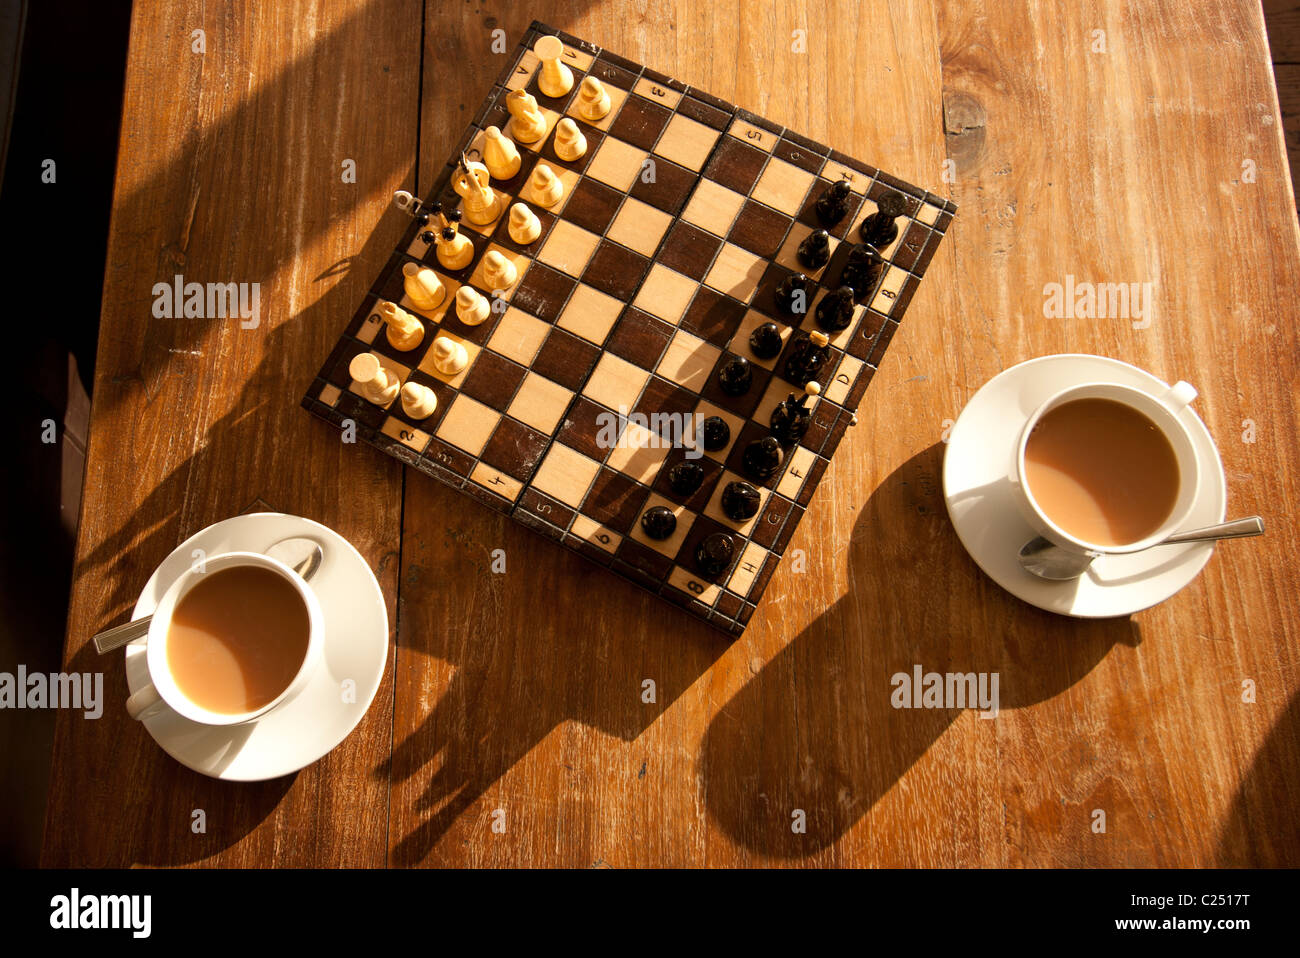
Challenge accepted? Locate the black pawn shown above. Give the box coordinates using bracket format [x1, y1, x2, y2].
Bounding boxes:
[858, 192, 906, 248]
[797, 229, 831, 270]
[742, 436, 784, 481]
[770, 393, 812, 443]
[774, 272, 811, 316]
[701, 415, 730, 452]
[695, 533, 736, 577]
[640, 506, 677, 540]
[720, 480, 761, 521]
[717, 356, 753, 396]
[815, 179, 852, 226]
[749, 321, 783, 360]
[668, 460, 705, 496]
[840, 244, 884, 302]
[815, 286, 855, 332]
[784, 333, 830, 386]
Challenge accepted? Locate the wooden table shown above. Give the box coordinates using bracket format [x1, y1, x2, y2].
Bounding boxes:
[43, 0, 1300, 867]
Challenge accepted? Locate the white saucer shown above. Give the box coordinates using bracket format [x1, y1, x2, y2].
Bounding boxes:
[942, 354, 1226, 617]
[125, 513, 389, 780]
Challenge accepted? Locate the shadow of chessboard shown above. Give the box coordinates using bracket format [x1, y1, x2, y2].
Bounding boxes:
[302, 20, 955, 637]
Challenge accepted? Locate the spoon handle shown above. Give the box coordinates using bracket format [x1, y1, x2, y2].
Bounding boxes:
[1164, 516, 1264, 544]
[92, 616, 152, 654]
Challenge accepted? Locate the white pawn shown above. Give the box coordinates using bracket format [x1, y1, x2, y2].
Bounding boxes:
[508, 202, 541, 245]
[482, 250, 518, 290]
[530, 163, 564, 208]
[576, 76, 610, 121]
[431, 335, 469, 375]
[379, 301, 425, 351]
[400, 381, 438, 419]
[507, 89, 547, 144]
[348, 353, 399, 406]
[553, 117, 586, 161]
[436, 223, 474, 271]
[483, 126, 521, 180]
[455, 286, 491, 326]
[534, 36, 573, 98]
[402, 262, 445, 311]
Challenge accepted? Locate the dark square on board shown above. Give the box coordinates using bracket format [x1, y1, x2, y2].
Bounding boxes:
[704, 136, 769, 194]
[652, 447, 724, 512]
[633, 376, 699, 437]
[583, 468, 652, 533]
[512, 262, 577, 323]
[680, 286, 748, 347]
[729, 199, 794, 260]
[557, 396, 615, 459]
[657, 221, 722, 281]
[674, 513, 743, 581]
[564, 177, 624, 235]
[609, 96, 673, 151]
[700, 351, 772, 419]
[583, 240, 651, 300]
[534, 327, 600, 391]
[630, 157, 697, 216]
[460, 350, 527, 412]
[796, 176, 865, 239]
[480, 416, 550, 482]
[606, 307, 674, 369]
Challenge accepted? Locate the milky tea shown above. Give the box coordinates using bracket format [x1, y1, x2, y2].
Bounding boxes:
[165, 565, 310, 714]
[1023, 397, 1181, 548]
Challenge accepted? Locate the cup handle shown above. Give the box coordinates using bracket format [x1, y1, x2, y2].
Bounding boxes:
[126, 682, 166, 721]
[1163, 380, 1197, 413]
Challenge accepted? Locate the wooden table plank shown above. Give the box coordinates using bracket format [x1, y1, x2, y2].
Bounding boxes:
[41, 0, 422, 866]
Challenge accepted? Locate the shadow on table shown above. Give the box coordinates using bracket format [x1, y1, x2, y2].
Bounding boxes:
[698, 443, 1141, 860]
[1215, 688, 1300, 865]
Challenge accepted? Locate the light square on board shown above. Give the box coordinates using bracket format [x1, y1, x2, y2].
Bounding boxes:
[557, 282, 623, 344]
[508, 106, 563, 153]
[797, 289, 864, 350]
[435, 394, 501, 457]
[654, 113, 720, 169]
[823, 352, 864, 406]
[467, 243, 531, 297]
[704, 243, 765, 302]
[346, 351, 411, 410]
[730, 310, 792, 370]
[538, 219, 601, 277]
[682, 178, 746, 238]
[628, 491, 691, 557]
[632, 264, 697, 325]
[604, 420, 672, 484]
[870, 265, 909, 316]
[606, 197, 673, 256]
[751, 157, 817, 216]
[656, 328, 720, 391]
[488, 306, 550, 365]
[686, 399, 745, 461]
[586, 136, 649, 192]
[517, 163, 581, 213]
[704, 469, 772, 537]
[507, 370, 574, 434]
[583, 352, 651, 412]
[845, 197, 905, 260]
[533, 443, 602, 507]
[723, 540, 771, 599]
[776, 221, 841, 277]
[752, 377, 819, 429]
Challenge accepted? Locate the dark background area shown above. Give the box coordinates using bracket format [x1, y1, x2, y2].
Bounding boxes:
[0, 0, 1295, 867]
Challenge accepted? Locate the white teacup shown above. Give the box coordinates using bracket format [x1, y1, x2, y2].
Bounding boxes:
[1009, 380, 1201, 556]
[125, 551, 324, 725]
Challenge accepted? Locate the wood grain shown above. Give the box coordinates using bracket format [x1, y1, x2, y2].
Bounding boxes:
[41, 0, 421, 866]
[42, 0, 1300, 867]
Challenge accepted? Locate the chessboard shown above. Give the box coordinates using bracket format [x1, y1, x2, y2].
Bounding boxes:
[301, 21, 955, 637]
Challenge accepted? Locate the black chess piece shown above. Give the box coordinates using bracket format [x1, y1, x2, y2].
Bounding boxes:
[770, 392, 812, 443]
[640, 505, 677, 540]
[717, 356, 753, 396]
[720, 480, 761, 521]
[783, 332, 831, 386]
[839, 244, 884, 302]
[858, 192, 907, 248]
[773, 272, 811, 316]
[815, 286, 855, 332]
[701, 415, 730, 451]
[814, 179, 852, 226]
[797, 229, 831, 270]
[748, 321, 783, 360]
[695, 532, 736, 577]
[668, 460, 705, 496]
[741, 436, 784, 481]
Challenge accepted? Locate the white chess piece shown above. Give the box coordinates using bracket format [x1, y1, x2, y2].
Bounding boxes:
[379, 301, 425, 351]
[553, 117, 587, 161]
[348, 353, 399, 405]
[402, 262, 445, 311]
[483, 126, 521, 180]
[455, 286, 491, 326]
[534, 35, 574, 97]
[452, 158, 502, 225]
[530, 163, 564, 208]
[482, 250, 518, 290]
[507, 89, 547, 143]
[508, 203, 541, 244]
[431, 336, 469, 375]
[576, 75, 610, 121]
[400, 381, 438, 419]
